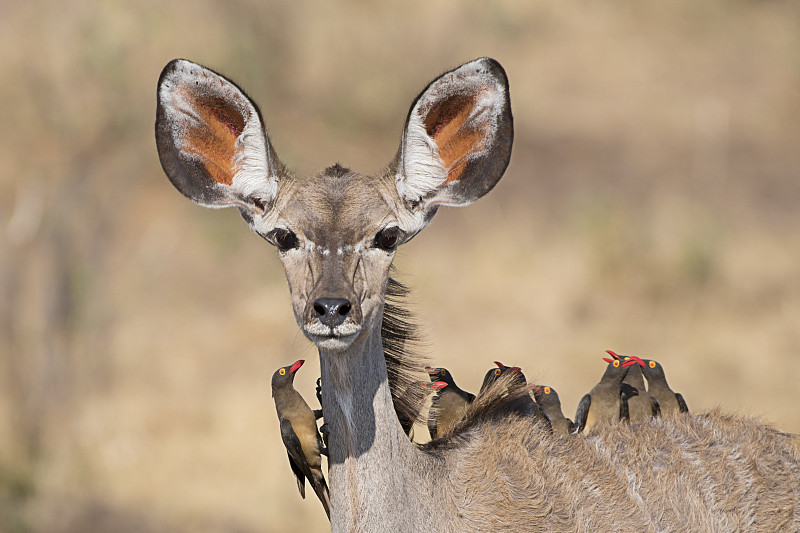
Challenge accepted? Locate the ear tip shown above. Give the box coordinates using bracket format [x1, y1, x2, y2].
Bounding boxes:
[160, 58, 192, 80]
[163, 58, 201, 72]
[464, 57, 509, 84]
[473, 56, 503, 69]
[158, 59, 197, 96]
[159, 59, 222, 92]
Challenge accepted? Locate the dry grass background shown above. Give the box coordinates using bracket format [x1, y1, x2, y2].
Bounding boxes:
[1, 1, 799, 531]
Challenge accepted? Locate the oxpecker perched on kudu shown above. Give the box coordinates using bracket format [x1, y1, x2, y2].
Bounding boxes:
[271, 360, 331, 518]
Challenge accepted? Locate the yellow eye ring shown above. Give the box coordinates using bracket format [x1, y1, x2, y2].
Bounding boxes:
[279, 368, 286, 375]
[494, 368, 501, 375]
[613, 360, 620, 367]
[544, 386, 551, 394]
[440, 369, 446, 376]
[649, 361, 656, 368]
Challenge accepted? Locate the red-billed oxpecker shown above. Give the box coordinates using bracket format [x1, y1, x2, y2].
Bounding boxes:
[639, 358, 689, 415]
[478, 361, 525, 394]
[606, 350, 661, 421]
[426, 367, 476, 439]
[533, 385, 574, 435]
[573, 355, 638, 433]
[479, 361, 545, 422]
[271, 360, 330, 518]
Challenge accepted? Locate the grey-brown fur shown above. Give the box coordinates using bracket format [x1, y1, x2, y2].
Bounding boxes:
[156, 57, 800, 532]
[439, 402, 800, 532]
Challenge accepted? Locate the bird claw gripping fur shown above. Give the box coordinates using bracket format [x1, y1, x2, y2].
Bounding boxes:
[315, 377, 329, 449]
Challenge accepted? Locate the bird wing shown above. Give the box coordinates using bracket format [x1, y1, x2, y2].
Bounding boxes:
[280, 418, 308, 498]
[618, 383, 638, 422]
[573, 394, 591, 433]
[675, 392, 689, 413]
[538, 408, 554, 433]
[649, 396, 661, 417]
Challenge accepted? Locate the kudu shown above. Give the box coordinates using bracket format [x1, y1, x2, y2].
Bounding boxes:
[156, 58, 800, 532]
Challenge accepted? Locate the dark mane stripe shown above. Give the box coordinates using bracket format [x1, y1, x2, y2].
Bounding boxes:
[382, 274, 430, 431]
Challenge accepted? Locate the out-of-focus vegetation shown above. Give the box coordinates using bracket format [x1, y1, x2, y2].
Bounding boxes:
[1, 1, 798, 531]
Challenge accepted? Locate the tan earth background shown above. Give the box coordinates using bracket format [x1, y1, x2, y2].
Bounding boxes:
[1, 1, 799, 532]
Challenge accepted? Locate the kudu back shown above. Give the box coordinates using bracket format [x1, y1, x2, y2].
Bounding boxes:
[156, 58, 800, 532]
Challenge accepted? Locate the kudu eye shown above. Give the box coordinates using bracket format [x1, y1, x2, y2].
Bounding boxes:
[374, 226, 402, 251]
[269, 228, 298, 251]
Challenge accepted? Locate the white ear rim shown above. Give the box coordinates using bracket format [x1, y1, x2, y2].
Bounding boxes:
[396, 117, 449, 204]
[231, 119, 277, 207]
[158, 59, 278, 210]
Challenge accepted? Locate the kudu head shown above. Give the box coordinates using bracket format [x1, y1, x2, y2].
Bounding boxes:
[155, 58, 513, 354]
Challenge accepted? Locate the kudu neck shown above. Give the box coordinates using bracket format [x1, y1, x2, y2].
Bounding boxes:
[318, 322, 430, 531]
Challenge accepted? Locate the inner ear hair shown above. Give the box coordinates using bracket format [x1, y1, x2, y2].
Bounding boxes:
[423, 91, 486, 185]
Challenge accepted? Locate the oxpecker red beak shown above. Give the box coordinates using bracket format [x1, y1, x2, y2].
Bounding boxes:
[289, 360, 305, 374]
[431, 381, 448, 390]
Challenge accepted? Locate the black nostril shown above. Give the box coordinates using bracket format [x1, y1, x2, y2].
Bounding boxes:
[313, 297, 353, 328]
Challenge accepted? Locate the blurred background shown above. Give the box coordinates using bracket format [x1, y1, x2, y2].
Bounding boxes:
[1, 0, 799, 531]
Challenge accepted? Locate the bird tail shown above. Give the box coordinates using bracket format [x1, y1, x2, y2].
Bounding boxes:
[312, 471, 331, 520]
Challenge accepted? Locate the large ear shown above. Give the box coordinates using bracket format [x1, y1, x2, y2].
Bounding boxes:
[155, 59, 280, 215]
[395, 57, 513, 220]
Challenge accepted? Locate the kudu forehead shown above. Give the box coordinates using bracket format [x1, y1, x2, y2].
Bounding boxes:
[278, 166, 398, 246]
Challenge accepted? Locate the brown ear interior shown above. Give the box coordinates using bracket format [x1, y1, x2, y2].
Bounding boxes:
[423, 92, 486, 184]
[178, 88, 246, 186]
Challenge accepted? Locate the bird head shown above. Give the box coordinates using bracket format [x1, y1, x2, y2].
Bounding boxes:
[532, 385, 558, 404]
[271, 359, 305, 389]
[425, 366, 455, 386]
[600, 353, 637, 381]
[640, 358, 666, 380]
[480, 361, 526, 393]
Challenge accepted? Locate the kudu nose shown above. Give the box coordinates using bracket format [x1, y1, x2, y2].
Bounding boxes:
[313, 297, 353, 328]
